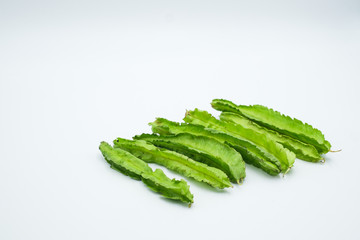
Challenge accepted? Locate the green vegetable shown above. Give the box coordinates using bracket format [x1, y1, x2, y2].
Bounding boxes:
[211, 99, 331, 154]
[150, 118, 281, 175]
[99, 141, 194, 205]
[113, 138, 232, 189]
[184, 109, 295, 174]
[220, 112, 323, 162]
[134, 133, 246, 183]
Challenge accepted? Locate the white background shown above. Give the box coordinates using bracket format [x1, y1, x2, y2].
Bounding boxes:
[1, 0, 360, 239]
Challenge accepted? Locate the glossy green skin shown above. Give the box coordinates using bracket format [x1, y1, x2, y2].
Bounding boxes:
[113, 138, 232, 189]
[134, 133, 246, 183]
[150, 118, 280, 175]
[220, 112, 323, 162]
[100, 141, 152, 180]
[211, 99, 331, 154]
[141, 169, 194, 205]
[99, 141, 194, 205]
[184, 109, 296, 174]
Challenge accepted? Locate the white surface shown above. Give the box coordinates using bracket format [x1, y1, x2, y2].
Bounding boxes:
[1, 1, 360, 239]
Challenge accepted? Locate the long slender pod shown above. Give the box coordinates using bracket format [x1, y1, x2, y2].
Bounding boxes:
[150, 118, 280, 175]
[220, 112, 323, 162]
[134, 133, 246, 183]
[99, 141, 194, 205]
[211, 99, 331, 154]
[184, 109, 295, 174]
[113, 138, 232, 189]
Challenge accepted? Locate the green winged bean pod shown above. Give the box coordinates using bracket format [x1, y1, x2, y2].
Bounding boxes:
[211, 99, 331, 154]
[113, 138, 232, 189]
[184, 109, 295, 174]
[150, 118, 281, 175]
[99, 141, 194, 205]
[220, 112, 323, 162]
[134, 133, 246, 183]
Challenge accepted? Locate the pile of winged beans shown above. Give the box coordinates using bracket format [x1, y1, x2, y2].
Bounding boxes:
[99, 99, 337, 207]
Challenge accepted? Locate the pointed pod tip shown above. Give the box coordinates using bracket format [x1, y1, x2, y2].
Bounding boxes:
[281, 169, 290, 178]
[184, 110, 190, 118]
[237, 179, 243, 185]
[329, 149, 342, 153]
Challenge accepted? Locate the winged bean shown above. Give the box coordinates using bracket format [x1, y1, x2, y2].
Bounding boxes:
[212, 99, 331, 154]
[113, 138, 232, 189]
[134, 133, 245, 183]
[99, 141, 194, 205]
